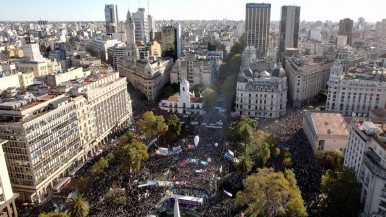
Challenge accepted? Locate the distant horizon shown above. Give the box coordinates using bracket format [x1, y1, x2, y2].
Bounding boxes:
[1, 0, 385, 23]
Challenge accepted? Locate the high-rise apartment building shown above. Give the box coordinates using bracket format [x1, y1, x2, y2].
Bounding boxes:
[0, 70, 132, 203]
[105, 4, 119, 34]
[244, 3, 271, 56]
[338, 18, 353, 45]
[344, 119, 386, 217]
[161, 25, 181, 61]
[278, 5, 300, 62]
[376, 19, 386, 38]
[0, 140, 18, 217]
[170, 52, 217, 87]
[133, 8, 149, 43]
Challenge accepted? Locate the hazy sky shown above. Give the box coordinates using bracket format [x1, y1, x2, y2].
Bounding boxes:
[1, 0, 385, 22]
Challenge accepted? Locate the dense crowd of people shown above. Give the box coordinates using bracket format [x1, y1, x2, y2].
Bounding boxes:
[20, 88, 324, 217]
[261, 110, 323, 216]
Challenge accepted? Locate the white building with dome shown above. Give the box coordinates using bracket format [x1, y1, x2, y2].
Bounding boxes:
[235, 47, 287, 118]
[159, 79, 205, 115]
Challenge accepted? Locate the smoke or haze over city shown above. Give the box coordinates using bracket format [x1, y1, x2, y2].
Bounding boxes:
[1, 0, 385, 22]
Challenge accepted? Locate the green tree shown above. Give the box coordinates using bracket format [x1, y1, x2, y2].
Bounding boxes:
[285, 170, 308, 217]
[202, 87, 217, 110]
[104, 188, 126, 206]
[136, 111, 168, 143]
[315, 150, 344, 170]
[89, 157, 109, 177]
[75, 176, 90, 194]
[236, 168, 307, 217]
[242, 130, 273, 167]
[121, 140, 149, 173]
[258, 142, 270, 167]
[321, 168, 362, 217]
[119, 131, 134, 145]
[227, 115, 258, 143]
[165, 114, 182, 142]
[39, 212, 69, 217]
[190, 84, 204, 97]
[162, 86, 175, 99]
[236, 168, 290, 217]
[67, 193, 89, 217]
[236, 155, 253, 174]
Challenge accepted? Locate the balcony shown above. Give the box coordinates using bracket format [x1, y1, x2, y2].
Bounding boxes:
[363, 151, 386, 179]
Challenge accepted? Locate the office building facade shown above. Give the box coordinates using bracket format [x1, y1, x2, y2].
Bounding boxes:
[338, 18, 353, 45]
[105, 4, 119, 34]
[0, 71, 132, 203]
[326, 60, 386, 117]
[278, 5, 300, 62]
[161, 25, 181, 61]
[244, 3, 271, 56]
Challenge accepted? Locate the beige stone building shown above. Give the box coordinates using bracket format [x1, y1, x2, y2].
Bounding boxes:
[118, 57, 173, 101]
[326, 60, 386, 117]
[285, 55, 334, 107]
[170, 53, 217, 87]
[0, 71, 132, 203]
[303, 111, 349, 151]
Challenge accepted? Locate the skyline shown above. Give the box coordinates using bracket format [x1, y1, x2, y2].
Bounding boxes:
[1, 0, 385, 23]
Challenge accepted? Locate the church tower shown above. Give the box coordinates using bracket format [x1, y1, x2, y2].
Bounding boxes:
[125, 9, 139, 61]
[330, 59, 343, 81]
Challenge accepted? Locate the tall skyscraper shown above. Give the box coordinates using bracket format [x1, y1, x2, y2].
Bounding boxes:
[105, 4, 119, 34]
[161, 25, 181, 61]
[278, 5, 300, 62]
[244, 3, 271, 56]
[133, 8, 149, 43]
[338, 18, 353, 45]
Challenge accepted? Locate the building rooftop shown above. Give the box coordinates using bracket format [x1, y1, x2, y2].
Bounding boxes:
[308, 112, 349, 136]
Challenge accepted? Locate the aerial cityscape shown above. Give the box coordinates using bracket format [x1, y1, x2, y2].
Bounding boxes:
[0, 1, 386, 217]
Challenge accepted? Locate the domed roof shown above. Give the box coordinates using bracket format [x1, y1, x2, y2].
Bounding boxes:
[243, 68, 253, 78]
[260, 70, 271, 77]
[238, 72, 248, 82]
[334, 59, 341, 66]
[272, 62, 286, 78]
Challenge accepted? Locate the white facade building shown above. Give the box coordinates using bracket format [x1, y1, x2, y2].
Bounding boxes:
[133, 8, 149, 43]
[235, 47, 287, 118]
[326, 60, 386, 116]
[303, 111, 349, 151]
[0, 140, 18, 217]
[86, 39, 120, 63]
[344, 119, 386, 217]
[159, 79, 205, 115]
